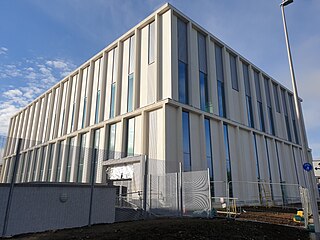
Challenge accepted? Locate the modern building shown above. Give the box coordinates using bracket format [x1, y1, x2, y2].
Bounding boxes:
[0, 3, 312, 204]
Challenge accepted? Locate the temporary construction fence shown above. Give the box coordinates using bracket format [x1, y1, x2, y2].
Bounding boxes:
[112, 166, 212, 218]
[146, 169, 211, 217]
[210, 180, 310, 221]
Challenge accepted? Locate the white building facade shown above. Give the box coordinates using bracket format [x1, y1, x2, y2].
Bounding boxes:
[0, 4, 312, 203]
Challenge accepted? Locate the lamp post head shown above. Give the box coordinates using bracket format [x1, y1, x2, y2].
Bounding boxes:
[281, 0, 293, 7]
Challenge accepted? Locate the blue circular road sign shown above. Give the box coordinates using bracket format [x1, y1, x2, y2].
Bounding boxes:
[303, 163, 313, 172]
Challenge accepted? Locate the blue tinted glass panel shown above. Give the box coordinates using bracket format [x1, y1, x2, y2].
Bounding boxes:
[205, 119, 213, 181]
[95, 90, 100, 124]
[223, 124, 232, 197]
[253, 133, 260, 181]
[288, 95, 299, 144]
[110, 83, 116, 118]
[127, 74, 134, 112]
[182, 111, 191, 172]
[257, 102, 265, 132]
[82, 98, 87, 128]
[199, 71, 209, 111]
[218, 81, 226, 117]
[246, 96, 254, 128]
[177, 18, 187, 63]
[178, 61, 188, 104]
[243, 63, 251, 96]
[268, 107, 275, 135]
[215, 45, 224, 82]
[273, 84, 281, 113]
[198, 33, 207, 73]
[230, 54, 238, 91]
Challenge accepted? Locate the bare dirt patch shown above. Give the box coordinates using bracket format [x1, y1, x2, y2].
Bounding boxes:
[7, 218, 310, 240]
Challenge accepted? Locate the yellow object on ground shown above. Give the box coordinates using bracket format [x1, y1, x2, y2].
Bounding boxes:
[293, 210, 304, 223]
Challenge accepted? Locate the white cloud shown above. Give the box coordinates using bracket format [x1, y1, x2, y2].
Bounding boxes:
[0, 57, 76, 136]
[0, 47, 8, 55]
[3, 89, 23, 98]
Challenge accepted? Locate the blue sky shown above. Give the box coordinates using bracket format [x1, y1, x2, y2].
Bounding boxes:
[0, 0, 319, 159]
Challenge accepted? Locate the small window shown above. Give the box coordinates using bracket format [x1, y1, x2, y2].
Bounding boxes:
[229, 54, 238, 91]
[148, 22, 155, 64]
[273, 83, 281, 113]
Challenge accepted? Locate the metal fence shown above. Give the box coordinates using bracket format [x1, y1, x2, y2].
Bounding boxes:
[146, 169, 211, 217]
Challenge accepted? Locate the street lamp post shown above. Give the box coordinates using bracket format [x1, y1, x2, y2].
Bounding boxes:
[280, 0, 320, 233]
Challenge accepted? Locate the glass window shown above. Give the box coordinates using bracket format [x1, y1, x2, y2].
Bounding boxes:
[264, 78, 275, 135]
[110, 83, 116, 118]
[253, 133, 260, 181]
[178, 61, 188, 104]
[82, 97, 87, 128]
[91, 129, 101, 182]
[148, 21, 155, 64]
[264, 138, 274, 200]
[128, 36, 135, 74]
[127, 35, 135, 113]
[177, 18, 187, 63]
[199, 71, 209, 111]
[68, 74, 78, 133]
[230, 54, 238, 91]
[273, 83, 281, 113]
[281, 89, 292, 141]
[126, 118, 135, 157]
[46, 143, 54, 182]
[288, 94, 299, 144]
[55, 141, 65, 182]
[215, 45, 226, 117]
[204, 119, 213, 181]
[91, 58, 102, 126]
[59, 81, 69, 137]
[66, 137, 76, 182]
[43, 92, 51, 142]
[217, 81, 226, 117]
[198, 33, 207, 73]
[215, 45, 224, 82]
[39, 146, 47, 181]
[205, 118, 214, 197]
[254, 71, 265, 132]
[257, 102, 265, 132]
[77, 133, 87, 183]
[275, 141, 286, 204]
[127, 73, 134, 112]
[50, 88, 60, 140]
[79, 67, 89, 130]
[243, 64, 254, 128]
[178, 19, 188, 105]
[107, 124, 116, 160]
[18, 153, 26, 183]
[223, 124, 232, 197]
[198, 33, 209, 112]
[182, 111, 191, 172]
[31, 148, 40, 181]
[95, 90, 100, 124]
[25, 150, 33, 182]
